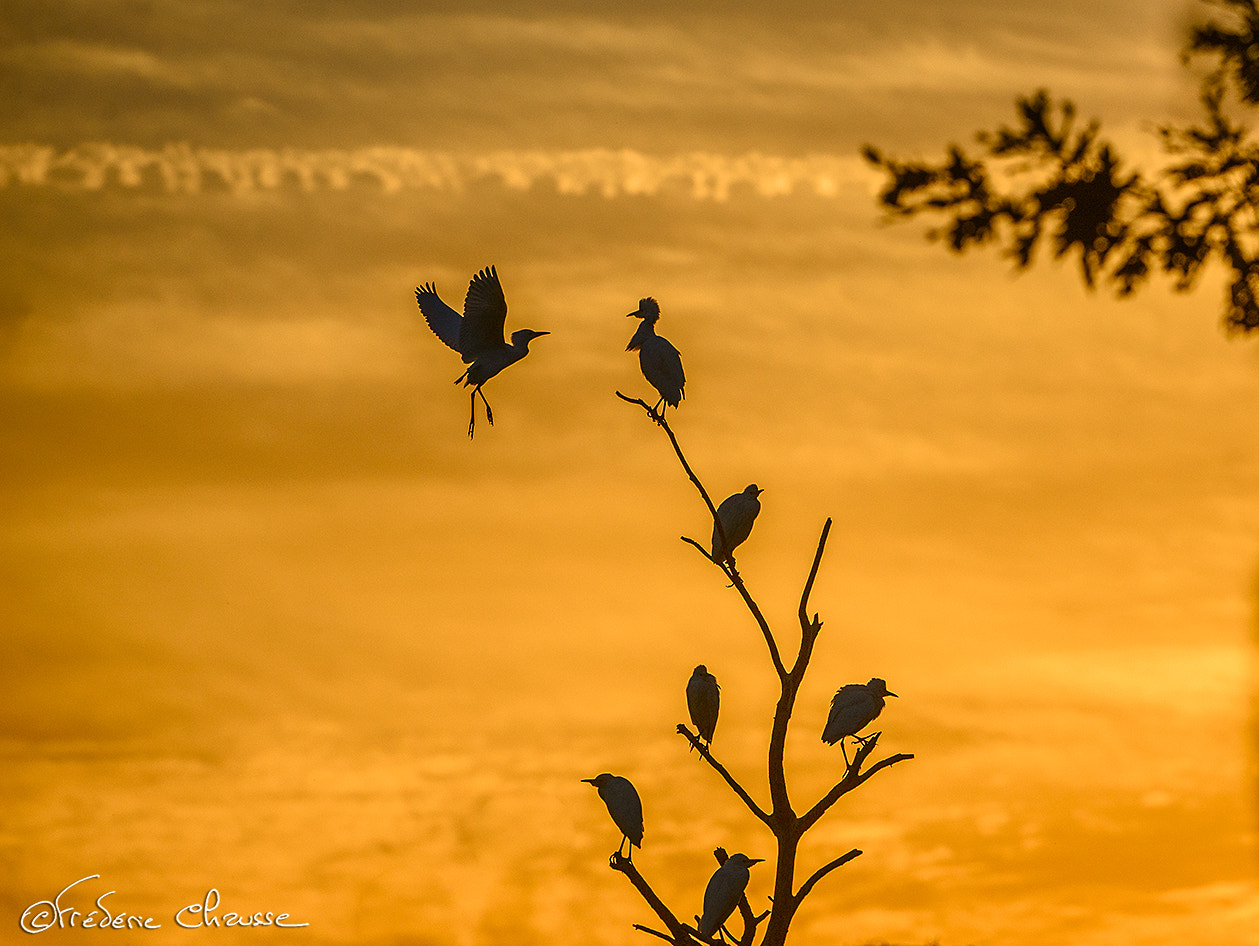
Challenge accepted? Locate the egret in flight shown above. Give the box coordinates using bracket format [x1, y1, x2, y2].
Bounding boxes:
[822, 678, 897, 765]
[697, 852, 764, 939]
[415, 265, 549, 437]
[582, 773, 644, 861]
[712, 485, 763, 564]
[626, 297, 685, 417]
[686, 665, 720, 749]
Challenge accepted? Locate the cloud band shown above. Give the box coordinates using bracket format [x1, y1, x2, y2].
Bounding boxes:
[0, 143, 870, 201]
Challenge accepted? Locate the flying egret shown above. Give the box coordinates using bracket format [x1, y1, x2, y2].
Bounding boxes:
[582, 773, 644, 861]
[822, 677, 897, 765]
[686, 665, 720, 749]
[711, 485, 763, 563]
[625, 297, 685, 416]
[697, 852, 764, 939]
[414, 265, 549, 437]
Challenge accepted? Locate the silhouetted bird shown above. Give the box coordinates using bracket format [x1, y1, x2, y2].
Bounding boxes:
[626, 297, 685, 416]
[415, 265, 549, 437]
[582, 773, 644, 861]
[822, 678, 897, 764]
[687, 665, 720, 749]
[712, 485, 763, 563]
[697, 853, 764, 939]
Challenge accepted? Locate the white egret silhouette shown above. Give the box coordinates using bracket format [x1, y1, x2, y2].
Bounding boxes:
[626, 297, 685, 416]
[711, 485, 763, 563]
[415, 265, 549, 437]
[822, 678, 897, 765]
[696, 852, 764, 939]
[686, 665, 720, 749]
[582, 773, 644, 861]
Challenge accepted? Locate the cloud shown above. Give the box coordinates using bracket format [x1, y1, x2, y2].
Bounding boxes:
[0, 142, 877, 200]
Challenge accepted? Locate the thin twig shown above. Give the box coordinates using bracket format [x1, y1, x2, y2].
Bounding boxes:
[619, 391, 786, 678]
[681, 536, 718, 564]
[632, 924, 679, 943]
[795, 848, 862, 902]
[795, 519, 832, 658]
[677, 725, 772, 826]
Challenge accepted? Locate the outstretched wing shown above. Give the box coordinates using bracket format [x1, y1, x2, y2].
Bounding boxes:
[459, 265, 508, 362]
[415, 283, 463, 354]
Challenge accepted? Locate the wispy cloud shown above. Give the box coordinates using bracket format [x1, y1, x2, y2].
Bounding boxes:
[0, 142, 875, 200]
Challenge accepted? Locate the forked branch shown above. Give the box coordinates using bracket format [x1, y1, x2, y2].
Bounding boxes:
[799, 734, 916, 833]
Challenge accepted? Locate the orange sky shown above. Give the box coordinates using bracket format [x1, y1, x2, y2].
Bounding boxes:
[3, 2, 1259, 945]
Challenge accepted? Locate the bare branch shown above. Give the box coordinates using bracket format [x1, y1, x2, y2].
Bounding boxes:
[795, 848, 862, 902]
[632, 924, 679, 943]
[797, 518, 832, 642]
[677, 724, 773, 826]
[608, 852, 694, 944]
[799, 734, 915, 832]
[681, 535, 718, 564]
[619, 390, 787, 679]
[616, 391, 724, 527]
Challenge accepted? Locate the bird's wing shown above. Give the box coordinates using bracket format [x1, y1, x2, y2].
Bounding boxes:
[657, 338, 686, 391]
[415, 284, 463, 353]
[459, 265, 509, 363]
[821, 686, 860, 744]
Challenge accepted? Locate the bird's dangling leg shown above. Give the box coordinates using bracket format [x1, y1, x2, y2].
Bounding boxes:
[477, 386, 494, 427]
[467, 389, 478, 438]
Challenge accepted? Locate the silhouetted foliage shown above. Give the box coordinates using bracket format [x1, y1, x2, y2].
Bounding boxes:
[865, 0, 1259, 334]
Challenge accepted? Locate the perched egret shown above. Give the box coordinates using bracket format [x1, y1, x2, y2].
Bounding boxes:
[625, 297, 685, 416]
[582, 773, 644, 860]
[686, 665, 720, 748]
[415, 265, 549, 437]
[822, 678, 897, 764]
[711, 485, 763, 563]
[697, 853, 764, 939]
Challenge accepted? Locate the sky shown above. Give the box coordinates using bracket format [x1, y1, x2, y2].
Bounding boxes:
[2, 1, 1259, 945]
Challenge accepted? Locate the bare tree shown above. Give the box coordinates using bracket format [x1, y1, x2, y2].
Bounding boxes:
[590, 392, 914, 946]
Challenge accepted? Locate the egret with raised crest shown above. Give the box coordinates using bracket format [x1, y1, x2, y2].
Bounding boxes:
[625, 297, 685, 417]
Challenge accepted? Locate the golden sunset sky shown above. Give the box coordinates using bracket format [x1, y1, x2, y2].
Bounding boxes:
[2, 1, 1258, 944]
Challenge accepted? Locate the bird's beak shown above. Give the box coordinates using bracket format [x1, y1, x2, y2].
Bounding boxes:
[886, 691, 899, 698]
[747, 858, 766, 865]
[581, 777, 596, 784]
[625, 311, 639, 318]
[536, 331, 551, 337]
